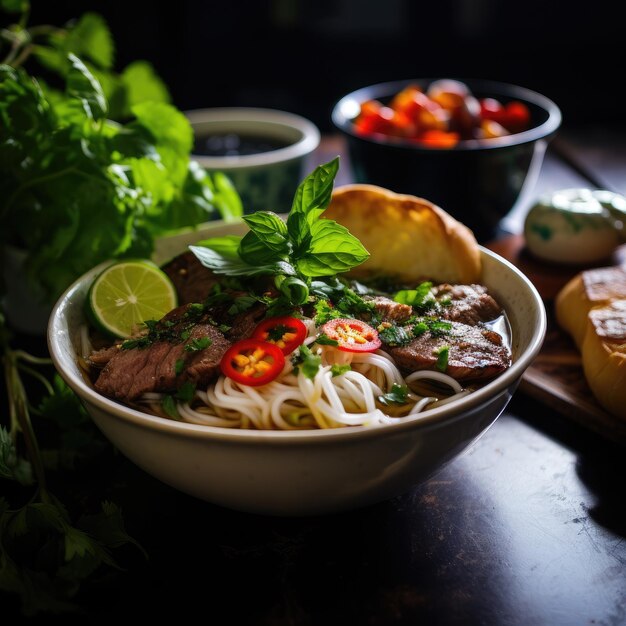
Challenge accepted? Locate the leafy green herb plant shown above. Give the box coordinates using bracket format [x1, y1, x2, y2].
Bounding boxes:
[0, 2, 243, 305]
[191, 157, 370, 307]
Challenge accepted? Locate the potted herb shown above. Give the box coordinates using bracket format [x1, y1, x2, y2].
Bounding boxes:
[0, 4, 243, 333]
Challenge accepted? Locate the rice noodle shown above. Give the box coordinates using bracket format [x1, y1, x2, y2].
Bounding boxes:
[159, 319, 468, 430]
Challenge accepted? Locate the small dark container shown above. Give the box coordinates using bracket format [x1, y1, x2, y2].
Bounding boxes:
[332, 78, 562, 242]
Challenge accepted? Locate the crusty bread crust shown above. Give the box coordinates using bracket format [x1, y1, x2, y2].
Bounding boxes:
[555, 267, 626, 348]
[323, 184, 481, 284]
[555, 265, 626, 420]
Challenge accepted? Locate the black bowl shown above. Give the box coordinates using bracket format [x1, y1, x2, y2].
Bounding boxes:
[331, 78, 562, 242]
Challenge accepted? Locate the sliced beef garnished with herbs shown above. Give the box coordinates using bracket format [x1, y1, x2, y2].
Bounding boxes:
[92, 303, 231, 402]
[365, 296, 413, 324]
[388, 320, 510, 382]
[433, 283, 502, 325]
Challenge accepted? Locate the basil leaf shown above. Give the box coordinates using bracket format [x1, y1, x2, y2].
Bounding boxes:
[239, 230, 285, 265]
[189, 246, 296, 277]
[296, 220, 369, 277]
[286, 211, 312, 252]
[195, 235, 242, 259]
[243, 211, 290, 253]
[287, 157, 339, 240]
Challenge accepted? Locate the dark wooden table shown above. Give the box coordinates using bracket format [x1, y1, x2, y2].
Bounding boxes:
[6, 129, 626, 626]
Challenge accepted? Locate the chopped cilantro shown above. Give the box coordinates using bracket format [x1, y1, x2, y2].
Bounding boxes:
[413, 321, 429, 337]
[378, 324, 413, 347]
[378, 383, 409, 405]
[162, 395, 180, 419]
[293, 344, 322, 380]
[434, 345, 450, 372]
[314, 333, 339, 346]
[184, 337, 212, 352]
[330, 364, 351, 377]
[174, 359, 185, 375]
[175, 381, 196, 403]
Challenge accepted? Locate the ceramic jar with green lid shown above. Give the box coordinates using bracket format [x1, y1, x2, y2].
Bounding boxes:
[523, 188, 626, 264]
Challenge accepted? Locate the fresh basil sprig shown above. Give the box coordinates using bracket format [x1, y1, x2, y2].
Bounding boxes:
[189, 158, 370, 306]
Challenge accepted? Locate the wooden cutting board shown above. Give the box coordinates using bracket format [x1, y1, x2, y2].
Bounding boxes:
[486, 235, 626, 445]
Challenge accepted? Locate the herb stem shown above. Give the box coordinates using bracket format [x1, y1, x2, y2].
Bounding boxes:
[2, 349, 49, 498]
[16, 362, 54, 396]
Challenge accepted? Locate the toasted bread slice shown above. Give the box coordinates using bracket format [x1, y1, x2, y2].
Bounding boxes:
[324, 184, 481, 284]
[581, 300, 626, 419]
[555, 266, 626, 348]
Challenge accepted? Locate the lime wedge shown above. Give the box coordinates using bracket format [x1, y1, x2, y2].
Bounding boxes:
[87, 260, 178, 338]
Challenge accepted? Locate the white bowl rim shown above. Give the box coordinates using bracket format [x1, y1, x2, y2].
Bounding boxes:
[47, 246, 546, 446]
[331, 77, 562, 152]
[185, 107, 321, 169]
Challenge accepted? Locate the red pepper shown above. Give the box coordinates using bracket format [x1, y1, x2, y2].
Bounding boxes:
[321, 318, 381, 353]
[220, 339, 285, 387]
[252, 316, 307, 355]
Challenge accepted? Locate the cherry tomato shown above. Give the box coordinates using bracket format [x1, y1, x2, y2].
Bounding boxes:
[220, 339, 285, 387]
[352, 81, 531, 146]
[321, 318, 381, 353]
[252, 316, 307, 355]
[418, 130, 460, 148]
[501, 101, 531, 133]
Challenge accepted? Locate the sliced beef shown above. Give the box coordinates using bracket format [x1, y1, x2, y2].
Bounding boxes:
[388, 320, 511, 382]
[89, 344, 120, 366]
[433, 284, 502, 326]
[161, 251, 219, 305]
[92, 304, 231, 402]
[365, 296, 413, 323]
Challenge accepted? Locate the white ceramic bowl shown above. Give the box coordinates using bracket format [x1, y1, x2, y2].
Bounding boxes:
[48, 221, 545, 516]
[185, 107, 320, 214]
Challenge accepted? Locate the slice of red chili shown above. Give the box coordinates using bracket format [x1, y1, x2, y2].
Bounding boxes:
[321, 318, 382, 353]
[252, 316, 307, 355]
[220, 339, 285, 387]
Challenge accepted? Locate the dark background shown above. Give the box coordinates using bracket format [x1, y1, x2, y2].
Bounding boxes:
[23, 0, 622, 134]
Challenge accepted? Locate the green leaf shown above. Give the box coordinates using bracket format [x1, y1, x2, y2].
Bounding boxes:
[435, 345, 450, 372]
[378, 383, 409, 406]
[242, 211, 290, 253]
[313, 332, 339, 346]
[295, 344, 321, 380]
[66, 53, 107, 120]
[296, 219, 369, 277]
[131, 101, 192, 158]
[394, 282, 436, 312]
[330, 364, 351, 377]
[78, 501, 146, 557]
[66, 13, 115, 70]
[196, 235, 241, 259]
[227, 295, 257, 316]
[120, 60, 171, 110]
[208, 171, 243, 221]
[190, 245, 296, 277]
[239, 230, 285, 265]
[288, 156, 339, 225]
[184, 336, 212, 352]
[378, 325, 413, 347]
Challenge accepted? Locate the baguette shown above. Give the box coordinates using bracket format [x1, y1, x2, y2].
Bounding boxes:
[324, 184, 481, 284]
[555, 265, 626, 419]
